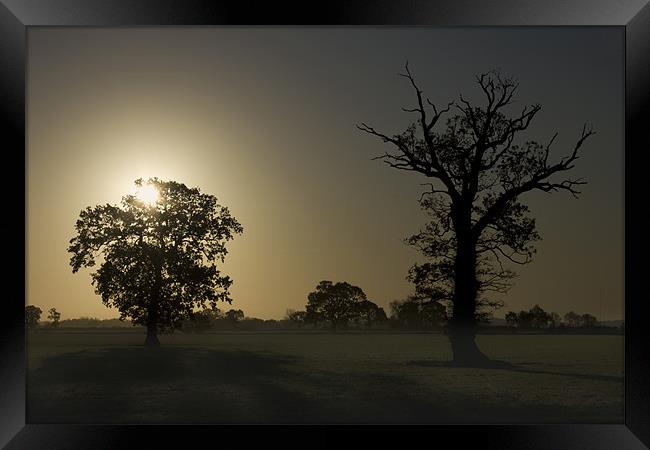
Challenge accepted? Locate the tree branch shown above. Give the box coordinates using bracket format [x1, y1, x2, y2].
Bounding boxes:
[473, 125, 595, 234]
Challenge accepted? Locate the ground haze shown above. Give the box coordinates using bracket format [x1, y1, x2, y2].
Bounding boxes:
[27, 331, 623, 424]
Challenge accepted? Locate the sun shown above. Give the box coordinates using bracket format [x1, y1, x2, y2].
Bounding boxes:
[134, 184, 159, 205]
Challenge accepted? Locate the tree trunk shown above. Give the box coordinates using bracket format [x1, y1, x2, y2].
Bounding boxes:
[448, 232, 490, 366]
[144, 259, 162, 348]
[144, 296, 160, 347]
[144, 322, 160, 347]
[448, 322, 489, 366]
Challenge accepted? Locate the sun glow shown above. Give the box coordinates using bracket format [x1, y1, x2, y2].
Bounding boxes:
[134, 184, 159, 205]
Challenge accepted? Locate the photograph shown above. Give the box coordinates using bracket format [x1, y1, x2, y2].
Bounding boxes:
[24, 26, 625, 425]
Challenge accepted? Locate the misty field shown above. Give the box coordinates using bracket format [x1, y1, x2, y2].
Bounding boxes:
[27, 331, 623, 424]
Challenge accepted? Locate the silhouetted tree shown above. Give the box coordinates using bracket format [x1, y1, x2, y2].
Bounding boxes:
[305, 281, 367, 330]
[389, 295, 447, 330]
[505, 305, 559, 329]
[516, 310, 534, 328]
[25, 305, 42, 329]
[47, 308, 61, 328]
[359, 65, 594, 365]
[182, 308, 222, 333]
[528, 304, 551, 328]
[564, 311, 582, 327]
[285, 309, 307, 327]
[68, 178, 243, 347]
[580, 313, 598, 328]
[548, 312, 562, 328]
[505, 311, 518, 327]
[225, 309, 244, 326]
[389, 298, 418, 328]
[355, 300, 388, 328]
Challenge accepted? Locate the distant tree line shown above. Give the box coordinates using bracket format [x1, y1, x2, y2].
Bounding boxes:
[504, 304, 599, 329]
[26, 305, 63, 329]
[24, 299, 611, 333]
[287, 280, 504, 331]
[57, 318, 135, 328]
[180, 308, 251, 332]
[132, 280, 448, 333]
[24, 306, 137, 329]
[283, 281, 453, 331]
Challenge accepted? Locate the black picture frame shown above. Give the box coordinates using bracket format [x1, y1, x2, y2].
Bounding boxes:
[1, 1, 648, 448]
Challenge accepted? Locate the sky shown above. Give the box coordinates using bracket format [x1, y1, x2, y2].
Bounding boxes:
[27, 27, 624, 321]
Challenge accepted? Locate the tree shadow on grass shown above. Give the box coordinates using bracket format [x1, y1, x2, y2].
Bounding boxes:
[27, 346, 621, 424]
[28, 346, 312, 424]
[407, 359, 623, 383]
[28, 345, 538, 423]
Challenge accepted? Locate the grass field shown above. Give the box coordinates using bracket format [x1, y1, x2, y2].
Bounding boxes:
[26, 331, 624, 424]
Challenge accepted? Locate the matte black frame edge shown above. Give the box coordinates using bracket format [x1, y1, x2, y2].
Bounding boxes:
[1, 0, 649, 449]
[0, 1, 26, 448]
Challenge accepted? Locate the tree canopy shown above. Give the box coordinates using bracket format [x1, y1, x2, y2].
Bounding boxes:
[354, 300, 388, 328]
[389, 296, 447, 330]
[25, 305, 42, 329]
[505, 306, 598, 329]
[225, 309, 245, 324]
[564, 311, 598, 328]
[505, 304, 561, 329]
[305, 281, 368, 330]
[68, 178, 243, 345]
[285, 309, 307, 327]
[47, 308, 61, 327]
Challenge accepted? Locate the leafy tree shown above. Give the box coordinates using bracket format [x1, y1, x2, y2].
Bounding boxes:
[389, 298, 419, 328]
[25, 305, 42, 329]
[548, 312, 562, 328]
[47, 308, 61, 328]
[564, 311, 582, 327]
[68, 178, 243, 346]
[562, 311, 598, 328]
[580, 313, 598, 328]
[516, 310, 534, 328]
[225, 309, 245, 325]
[528, 304, 551, 328]
[359, 65, 594, 365]
[181, 308, 222, 333]
[505, 305, 559, 329]
[285, 309, 307, 327]
[389, 296, 447, 330]
[305, 281, 367, 330]
[504, 311, 518, 327]
[354, 300, 388, 328]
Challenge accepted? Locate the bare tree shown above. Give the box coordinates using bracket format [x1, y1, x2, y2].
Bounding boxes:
[359, 64, 594, 366]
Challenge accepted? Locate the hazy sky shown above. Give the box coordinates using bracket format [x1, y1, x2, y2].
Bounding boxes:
[27, 27, 623, 321]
